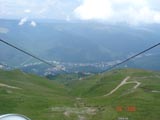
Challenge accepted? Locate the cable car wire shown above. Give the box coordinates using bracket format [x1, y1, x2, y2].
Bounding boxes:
[1, 38, 160, 73]
[0, 38, 55, 67]
[101, 42, 160, 73]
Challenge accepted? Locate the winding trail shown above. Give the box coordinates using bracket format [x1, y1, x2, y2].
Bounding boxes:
[0, 83, 21, 89]
[104, 76, 141, 96]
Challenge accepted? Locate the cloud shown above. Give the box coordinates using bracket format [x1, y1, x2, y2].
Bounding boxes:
[74, 0, 113, 20]
[0, 0, 79, 20]
[24, 9, 31, 13]
[18, 18, 37, 27]
[30, 21, 37, 27]
[74, 0, 160, 25]
[66, 15, 71, 21]
[18, 17, 28, 26]
[1, 0, 160, 25]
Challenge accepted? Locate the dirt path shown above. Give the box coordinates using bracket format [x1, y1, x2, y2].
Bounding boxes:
[104, 76, 141, 96]
[0, 83, 21, 89]
[151, 90, 160, 93]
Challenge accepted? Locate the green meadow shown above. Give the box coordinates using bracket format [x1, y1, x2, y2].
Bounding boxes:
[0, 69, 160, 120]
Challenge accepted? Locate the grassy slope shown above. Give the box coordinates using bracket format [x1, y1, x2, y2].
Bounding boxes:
[0, 69, 75, 120]
[0, 69, 160, 120]
[68, 69, 160, 120]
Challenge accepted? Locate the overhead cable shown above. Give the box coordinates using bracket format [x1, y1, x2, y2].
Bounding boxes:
[101, 42, 160, 73]
[0, 39, 55, 67]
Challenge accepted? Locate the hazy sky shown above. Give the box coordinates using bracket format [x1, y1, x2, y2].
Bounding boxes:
[0, 0, 160, 25]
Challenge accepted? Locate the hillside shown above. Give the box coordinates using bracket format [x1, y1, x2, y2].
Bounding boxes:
[0, 69, 160, 120]
[55, 68, 160, 120]
[0, 19, 160, 65]
[0, 69, 74, 120]
[1, 19, 160, 76]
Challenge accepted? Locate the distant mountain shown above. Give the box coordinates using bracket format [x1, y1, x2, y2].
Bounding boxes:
[0, 19, 160, 70]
